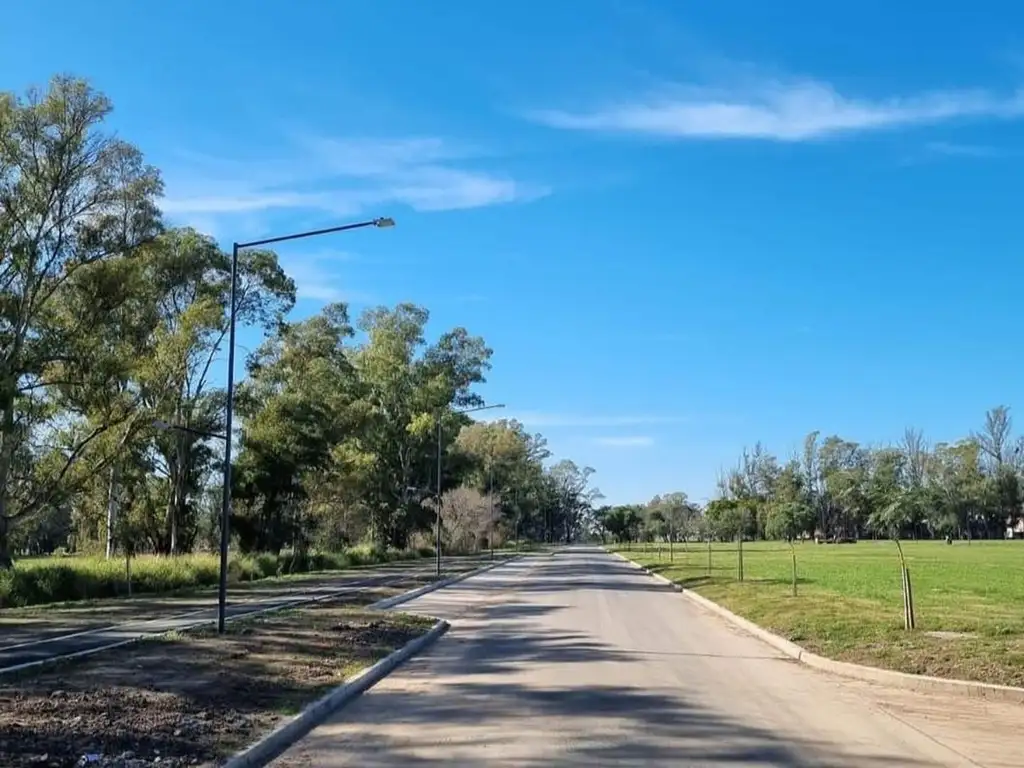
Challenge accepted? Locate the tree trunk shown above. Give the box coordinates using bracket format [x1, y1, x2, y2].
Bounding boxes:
[166, 482, 179, 555]
[105, 466, 118, 559]
[0, 376, 16, 569]
[790, 541, 798, 597]
[165, 455, 177, 555]
[0, 512, 10, 570]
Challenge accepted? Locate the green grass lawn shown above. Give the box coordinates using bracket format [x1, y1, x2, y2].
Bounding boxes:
[613, 539, 1024, 687]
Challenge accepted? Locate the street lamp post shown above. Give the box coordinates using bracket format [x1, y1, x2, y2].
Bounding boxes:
[434, 403, 505, 576]
[489, 462, 495, 561]
[220, 217, 394, 633]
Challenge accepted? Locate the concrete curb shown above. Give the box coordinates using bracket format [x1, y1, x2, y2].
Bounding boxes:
[368, 555, 522, 611]
[610, 550, 1024, 705]
[221, 618, 450, 768]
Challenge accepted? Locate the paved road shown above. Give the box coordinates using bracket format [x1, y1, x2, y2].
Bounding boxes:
[273, 547, 1020, 767]
[0, 555, 497, 672]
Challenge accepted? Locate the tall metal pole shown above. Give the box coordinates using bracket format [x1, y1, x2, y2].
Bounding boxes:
[218, 243, 239, 634]
[514, 487, 520, 553]
[214, 218, 394, 635]
[489, 463, 495, 560]
[435, 414, 443, 577]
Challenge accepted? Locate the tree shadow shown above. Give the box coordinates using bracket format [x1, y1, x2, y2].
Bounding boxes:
[283, 678, 938, 767]
[474, 601, 566, 620]
[502, 559, 680, 595]
[744, 577, 816, 587]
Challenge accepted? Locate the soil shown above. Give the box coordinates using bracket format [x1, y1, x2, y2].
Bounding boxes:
[0, 587, 433, 768]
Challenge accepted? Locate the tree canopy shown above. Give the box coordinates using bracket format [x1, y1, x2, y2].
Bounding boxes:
[0, 76, 600, 564]
[597, 408, 1024, 545]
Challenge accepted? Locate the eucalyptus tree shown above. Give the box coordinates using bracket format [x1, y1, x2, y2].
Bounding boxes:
[455, 418, 550, 541]
[232, 303, 356, 554]
[0, 76, 162, 566]
[546, 460, 600, 544]
[139, 228, 294, 552]
[344, 304, 492, 549]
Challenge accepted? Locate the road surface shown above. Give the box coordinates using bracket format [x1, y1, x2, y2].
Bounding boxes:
[273, 547, 1020, 767]
[0, 555, 496, 672]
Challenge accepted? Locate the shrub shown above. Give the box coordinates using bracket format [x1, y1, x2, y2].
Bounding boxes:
[0, 546, 429, 609]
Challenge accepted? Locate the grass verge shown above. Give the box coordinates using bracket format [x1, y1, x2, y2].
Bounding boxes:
[0, 546, 435, 610]
[613, 539, 1024, 687]
[0, 582, 434, 768]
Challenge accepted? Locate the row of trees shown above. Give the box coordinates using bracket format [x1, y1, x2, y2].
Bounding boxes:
[598, 406, 1024, 545]
[0, 76, 600, 566]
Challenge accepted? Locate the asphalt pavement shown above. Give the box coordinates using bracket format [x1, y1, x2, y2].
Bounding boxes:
[0, 555, 495, 672]
[272, 547, 1020, 767]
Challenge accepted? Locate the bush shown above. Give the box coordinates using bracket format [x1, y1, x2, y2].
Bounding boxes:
[0, 546, 429, 609]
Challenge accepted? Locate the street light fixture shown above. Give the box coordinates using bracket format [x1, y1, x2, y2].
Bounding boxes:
[489, 462, 495, 561]
[435, 403, 505, 576]
[219, 217, 394, 633]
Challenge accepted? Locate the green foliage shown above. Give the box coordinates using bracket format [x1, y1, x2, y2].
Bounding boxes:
[642, 407, 1024, 545]
[0, 76, 163, 565]
[764, 501, 815, 542]
[0, 546, 430, 608]
[0, 74, 597, 587]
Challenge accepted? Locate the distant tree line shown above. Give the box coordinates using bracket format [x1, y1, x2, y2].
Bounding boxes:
[597, 406, 1024, 544]
[0, 76, 600, 566]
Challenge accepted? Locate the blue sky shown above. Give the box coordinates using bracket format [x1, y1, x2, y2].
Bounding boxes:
[5, 0, 1024, 505]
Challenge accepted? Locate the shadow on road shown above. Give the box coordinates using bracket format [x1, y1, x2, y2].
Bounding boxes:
[263, 550, 956, 767]
[298, 678, 934, 767]
[300, 594, 926, 765]
[492, 558, 679, 595]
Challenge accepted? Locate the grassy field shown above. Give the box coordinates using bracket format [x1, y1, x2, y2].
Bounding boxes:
[614, 539, 1024, 687]
[0, 545, 433, 609]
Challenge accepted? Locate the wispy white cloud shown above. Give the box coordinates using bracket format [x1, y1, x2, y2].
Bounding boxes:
[302, 136, 467, 177]
[593, 435, 654, 447]
[527, 78, 1024, 142]
[924, 140, 1003, 158]
[161, 191, 335, 217]
[278, 252, 377, 306]
[159, 135, 549, 229]
[503, 412, 688, 428]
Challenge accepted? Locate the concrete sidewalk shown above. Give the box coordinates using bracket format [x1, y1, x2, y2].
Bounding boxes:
[271, 548, 1019, 767]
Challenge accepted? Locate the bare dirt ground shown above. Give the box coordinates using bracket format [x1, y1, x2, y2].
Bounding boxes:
[0, 582, 434, 768]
